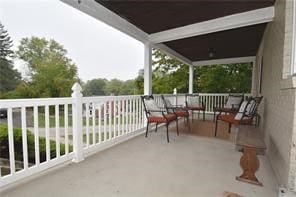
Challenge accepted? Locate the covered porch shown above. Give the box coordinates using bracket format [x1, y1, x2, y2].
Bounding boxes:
[2, 120, 278, 197]
[1, 0, 296, 196]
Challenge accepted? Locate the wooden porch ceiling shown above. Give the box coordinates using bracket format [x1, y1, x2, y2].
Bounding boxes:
[95, 0, 274, 34]
[94, 1, 274, 62]
[164, 23, 267, 61]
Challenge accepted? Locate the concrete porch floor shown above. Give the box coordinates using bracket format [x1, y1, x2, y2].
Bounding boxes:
[1, 119, 278, 197]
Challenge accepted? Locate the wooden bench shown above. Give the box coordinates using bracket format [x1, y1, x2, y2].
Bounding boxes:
[235, 125, 267, 186]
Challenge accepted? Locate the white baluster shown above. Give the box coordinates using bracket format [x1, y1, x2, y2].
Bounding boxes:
[104, 102, 107, 141]
[21, 107, 28, 170]
[109, 101, 112, 140]
[125, 99, 128, 134]
[118, 100, 121, 136]
[98, 104, 102, 143]
[113, 100, 117, 137]
[129, 99, 132, 133]
[45, 105, 50, 162]
[34, 106, 40, 165]
[7, 108, 15, 174]
[85, 103, 90, 147]
[64, 104, 69, 154]
[92, 103, 96, 144]
[55, 105, 60, 158]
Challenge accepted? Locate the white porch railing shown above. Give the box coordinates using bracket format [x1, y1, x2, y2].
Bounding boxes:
[0, 83, 250, 187]
[155, 93, 251, 113]
[0, 83, 145, 187]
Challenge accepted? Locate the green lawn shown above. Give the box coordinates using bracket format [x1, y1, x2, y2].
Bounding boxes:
[37, 113, 140, 128]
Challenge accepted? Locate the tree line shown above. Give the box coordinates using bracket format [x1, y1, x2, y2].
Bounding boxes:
[0, 22, 252, 99]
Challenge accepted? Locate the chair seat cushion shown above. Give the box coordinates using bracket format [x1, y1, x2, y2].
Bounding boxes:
[187, 106, 205, 110]
[148, 113, 176, 123]
[175, 109, 189, 117]
[213, 107, 237, 113]
[218, 113, 253, 125]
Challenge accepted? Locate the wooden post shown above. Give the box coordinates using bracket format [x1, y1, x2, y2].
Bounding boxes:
[72, 83, 84, 162]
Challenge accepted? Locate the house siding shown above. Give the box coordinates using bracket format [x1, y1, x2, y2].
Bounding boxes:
[255, 0, 296, 190]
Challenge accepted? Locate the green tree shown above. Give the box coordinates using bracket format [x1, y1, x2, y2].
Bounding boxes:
[134, 75, 144, 94]
[0, 22, 21, 96]
[83, 78, 107, 96]
[145, 49, 252, 94]
[104, 79, 123, 96]
[120, 79, 137, 95]
[16, 37, 79, 97]
[0, 22, 14, 59]
[152, 49, 189, 94]
[196, 63, 252, 93]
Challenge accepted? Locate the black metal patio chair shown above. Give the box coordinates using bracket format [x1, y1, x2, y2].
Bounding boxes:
[141, 95, 179, 143]
[185, 93, 206, 122]
[213, 94, 244, 121]
[215, 96, 263, 137]
[161, 95, 190, 131]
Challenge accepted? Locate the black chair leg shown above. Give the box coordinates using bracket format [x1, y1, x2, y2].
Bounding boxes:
[192, 111, 194, 123]
[203, 110, 205, 121]
[145, 122, 149, 137]
[228, 123, 231, 133]
[166, 123, 169, 143]
[155, 122, 158, 132]
[215, 117, 218, 137]
[176, 119, 179, 136]
[187, 116, 191, 131]
[213, 111, 216, 122]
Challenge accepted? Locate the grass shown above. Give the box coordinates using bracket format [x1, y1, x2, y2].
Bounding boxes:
[37, 112, 140, 128]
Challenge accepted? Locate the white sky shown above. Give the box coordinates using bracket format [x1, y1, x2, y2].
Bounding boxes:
[0, 0, 144, 82]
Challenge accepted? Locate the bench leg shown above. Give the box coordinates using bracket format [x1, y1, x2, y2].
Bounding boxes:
[236, 146, 263, 186]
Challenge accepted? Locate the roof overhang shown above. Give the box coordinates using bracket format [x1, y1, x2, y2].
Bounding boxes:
[60, 0, 275, 65]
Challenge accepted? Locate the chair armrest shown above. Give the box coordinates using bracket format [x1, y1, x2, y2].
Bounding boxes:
[167, 105, 183, 109]
[148, 109, 166, 113]
[231, 104, 240, 110]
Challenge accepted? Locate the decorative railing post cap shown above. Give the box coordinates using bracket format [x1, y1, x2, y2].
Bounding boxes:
[72, 83, 82, 92]
[173, 88, 177, 94]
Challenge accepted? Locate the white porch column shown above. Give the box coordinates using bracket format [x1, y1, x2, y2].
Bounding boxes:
[189, 65, 194, 94]
[251, 59, 257, 95]
[144, 43, 152, 95]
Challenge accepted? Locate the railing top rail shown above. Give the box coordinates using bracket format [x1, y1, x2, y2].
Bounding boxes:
[0, 93, 252, 108]
[0, 97, 74, 108]
[82, 95, 141, 103]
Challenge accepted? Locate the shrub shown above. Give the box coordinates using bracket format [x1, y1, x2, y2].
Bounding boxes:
[0, 124, 72, 164]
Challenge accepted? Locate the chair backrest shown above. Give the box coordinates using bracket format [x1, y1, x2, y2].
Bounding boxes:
[185, 94, 202, 108]
[234, 96, 263, 120]
[161, 95, 174, 113]
[224, 94, 244, 109]
[141, 95, 164, 117]
[245, 96, 263, 116]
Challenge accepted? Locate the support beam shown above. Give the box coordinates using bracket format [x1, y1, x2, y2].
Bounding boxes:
[149, 7, 274, 44]
[193, 56, 256, 66]
[144, 43, 152, 95]
[189, 65, 194, 94]
[61, 0, 149, 43]
[153, 44, 192, 66]
[251, 59, 257, 96]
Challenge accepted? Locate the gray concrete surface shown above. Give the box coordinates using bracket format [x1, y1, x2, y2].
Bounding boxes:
[1, 128, 278, 197]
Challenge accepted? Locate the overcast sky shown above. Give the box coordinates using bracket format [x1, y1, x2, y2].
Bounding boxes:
[0, 0, 144, 82]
